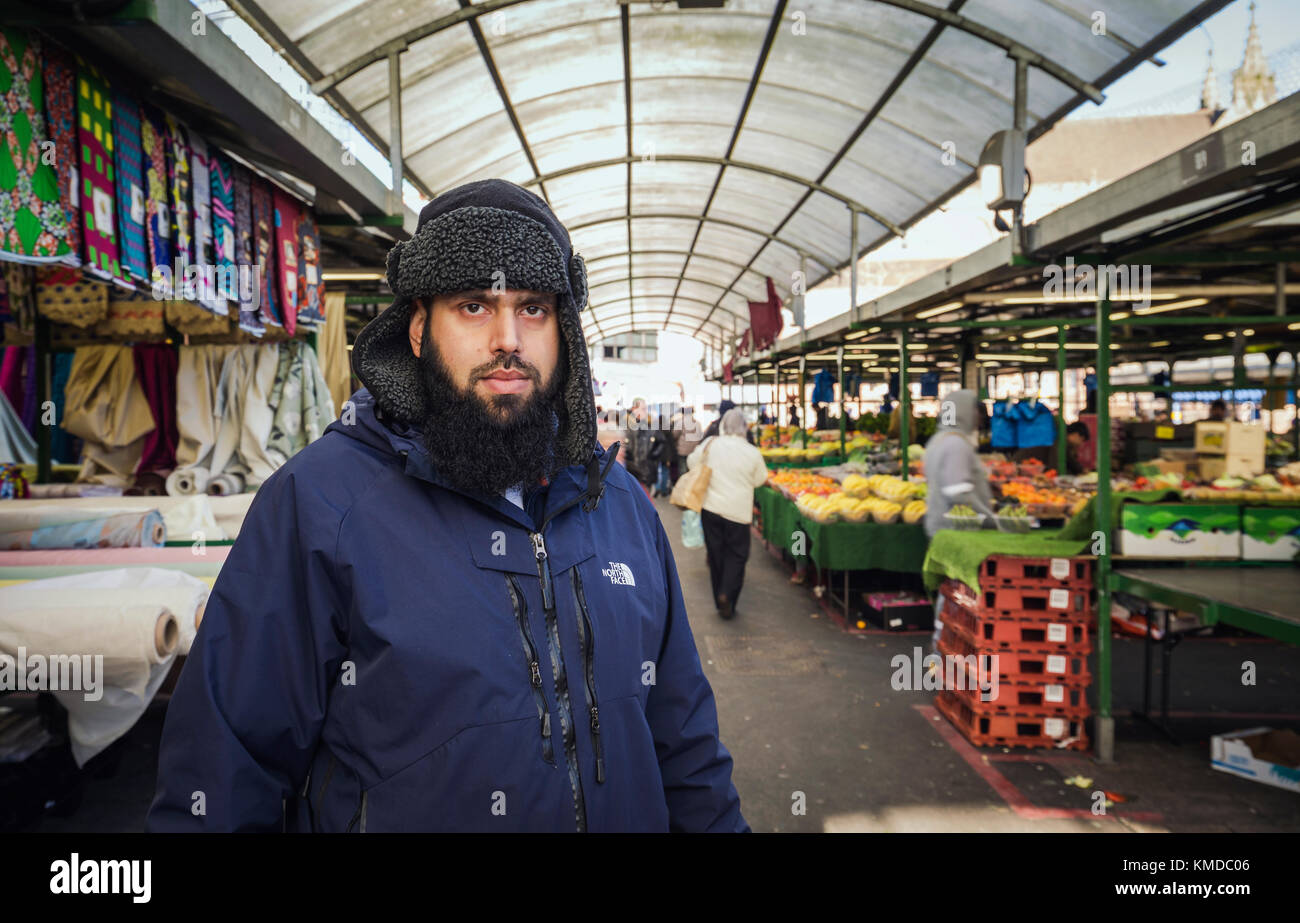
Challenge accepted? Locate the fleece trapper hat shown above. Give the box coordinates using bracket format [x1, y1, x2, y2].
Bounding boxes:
[351, 179, 596, 467]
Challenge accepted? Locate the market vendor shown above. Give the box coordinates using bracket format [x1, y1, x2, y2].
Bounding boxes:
[1065, 421, 1092, 475]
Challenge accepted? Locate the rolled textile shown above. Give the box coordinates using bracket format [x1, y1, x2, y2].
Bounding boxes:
[319, 291, 351, 415]
[175, 344, 234, 469]
[0, 509, 165, 550]
[165, 466, 208, 496]
[205, 472, 244, 496]
[208, 345, 278, 488]
[132, 343, 179, 474]
[125, 471, 167, 496]
[62, 345, 154, 485]
[0, 493, 250, 539]
[160, 494, 227, 543]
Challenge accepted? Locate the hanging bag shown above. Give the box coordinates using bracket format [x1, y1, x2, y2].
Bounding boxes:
[670, 436, 714, 513]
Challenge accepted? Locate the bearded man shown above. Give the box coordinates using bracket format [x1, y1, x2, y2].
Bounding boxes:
[147, 180, 747, 833]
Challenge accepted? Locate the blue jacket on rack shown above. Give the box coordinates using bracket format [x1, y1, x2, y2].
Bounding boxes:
[1013, 399, 1056, 449]
[991, 400, 1017, 449]
[812, 369, 835, 404]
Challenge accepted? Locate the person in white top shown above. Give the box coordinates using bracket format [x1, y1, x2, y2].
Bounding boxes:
[687, 408, 768, 620]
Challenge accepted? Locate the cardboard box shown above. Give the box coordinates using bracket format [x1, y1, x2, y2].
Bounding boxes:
[1159, 448, 1199, 463]
[1195, 421, 1266, 457]
[1210, 728, 1300, 794]
[1240, 507, 1300, 561]
[1118, 503, 1240, 558]
[1198, 454, 1264, 480]
[862, 591, 933, 631]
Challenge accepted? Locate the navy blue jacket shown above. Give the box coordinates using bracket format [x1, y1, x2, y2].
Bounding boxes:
[147, 389, 747, 832]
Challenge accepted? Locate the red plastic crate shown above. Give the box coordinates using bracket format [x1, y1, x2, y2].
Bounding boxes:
[939, 632, 1091, 683]
[940, 599, 1091, 652]
[978, 555, 1094, 589]
[940, 668, 1092, 715]
[978, 584, 1094, 617]
[935, 690, 1090, 750]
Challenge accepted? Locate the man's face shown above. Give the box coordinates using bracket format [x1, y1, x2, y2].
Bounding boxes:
[408, 288, 561, 422]
[1068, 432, 1083, 447]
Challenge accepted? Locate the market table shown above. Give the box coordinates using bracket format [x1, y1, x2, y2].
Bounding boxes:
[922, 529, 1092, 594]
[1110, 566, 1300, 646]
[754, 486, 927, 571]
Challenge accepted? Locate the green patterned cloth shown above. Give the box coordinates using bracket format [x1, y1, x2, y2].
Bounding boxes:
[922, 530, 1091, 594]
[754, 486, 928, 572]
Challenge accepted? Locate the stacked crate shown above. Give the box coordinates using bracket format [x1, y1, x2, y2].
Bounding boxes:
[934, 555, 1094, 751]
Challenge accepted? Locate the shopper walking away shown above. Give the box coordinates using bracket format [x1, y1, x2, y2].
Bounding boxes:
[623, 397, 657, 496]
[650, 423, 673, 497]
[688, 408, 767, 620]
[148, 179, 746, 833]
[924, 389, 999, 647]
[702, 399, 755, 444]
[672, 406, 704, 483]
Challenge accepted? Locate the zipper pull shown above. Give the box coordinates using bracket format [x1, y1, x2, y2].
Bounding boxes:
[542, 712, 552, 738]
[530, 661, 542, 687]
[531, 531, 547, 560]
[590, 705, 600, 734]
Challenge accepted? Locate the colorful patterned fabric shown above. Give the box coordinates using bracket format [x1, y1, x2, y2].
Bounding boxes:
[39, 41, 81, 262]
[140, 104, 172, 290]
[188, 133, 224, 313]
[271, 187, 299, 337]
[74, 58, 123, 282]
[164, 114, 191, 268]
[0, 29, 74, 262]
[209, 148, 236, 311]
[251, 178, 280, 330]
[232, 163, 262, 335]
[110, 89, 147, 283]
[294, 209, 325, 328]
[35, 265, 108, 328]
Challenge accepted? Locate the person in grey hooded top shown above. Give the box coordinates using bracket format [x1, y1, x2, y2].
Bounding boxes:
[923, 389, 997, 538]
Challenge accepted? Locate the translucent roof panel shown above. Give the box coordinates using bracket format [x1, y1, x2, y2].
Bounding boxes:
[247, 0, 1215, 344]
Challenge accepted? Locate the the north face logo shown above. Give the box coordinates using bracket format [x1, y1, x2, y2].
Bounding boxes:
[602, 562, 635, 586]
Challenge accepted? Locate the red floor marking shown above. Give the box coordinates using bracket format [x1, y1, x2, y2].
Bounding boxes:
[916, 704, 1164, 823]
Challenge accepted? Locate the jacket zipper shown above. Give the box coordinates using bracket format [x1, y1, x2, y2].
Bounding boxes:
[531, 530, 588, 833]
[347, 791, 367, 833]
[570, 568, 606, 783]
[506, 574, 555, 765]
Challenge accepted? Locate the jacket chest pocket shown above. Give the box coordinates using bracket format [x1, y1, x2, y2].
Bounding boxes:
[570, 560, 664, 704]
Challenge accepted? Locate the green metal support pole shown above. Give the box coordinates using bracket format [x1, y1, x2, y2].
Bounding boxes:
[1292, 351, 1299, 459]
[899, 326, 910, 481]
[837, 345, 846, 460]
[799, 356, 808, 448]
[1095, 286, 1114, 763]
[1057, 326, 1067, 475]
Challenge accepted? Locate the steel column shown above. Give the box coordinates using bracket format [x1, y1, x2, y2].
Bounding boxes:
[1095, 283, 1114, 763]
[1057, 325, 1067, 474]
[387, 51, 404, 215]
[899, 326, 910, 480]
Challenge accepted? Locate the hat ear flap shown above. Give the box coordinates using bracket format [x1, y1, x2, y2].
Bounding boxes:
[568, 252, 587, 311]
[386, 240, 406, 293]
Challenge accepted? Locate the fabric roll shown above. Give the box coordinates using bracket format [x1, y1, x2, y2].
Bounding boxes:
[34, 264, 108, 327]
[209, 148, 236, 311]
[164, 114, 192, 267]
[0, 508, 165, 550]
[174, 344, 232, 469]
[124, 471, 167, 496]
[205, 472, 243, 496]
[165, 466, 208, 496]
[231, 164, 262, 335]
[94, 288, 164, 339]
[208, 345, 279, 488]
[271, 187, 299, 336]
[49, 350, 77, 463]
[110, 89, 148, 283]
[74, 57, 123, 282]
[40, 40, 82, 261]
[160, 493, 226, 543]
[295, 210, 324, 328]
[132, 343, 179, 474]
[319, 291, 351, 415]
[0, 29, 75, 262]
[1, 462, 30, 498]
[0, 390, 37, 464]
[62, 345, 153, 484]
[140, 105, 172, 289]
[251, 178, 280, 330]
[267, 340, 336, 466]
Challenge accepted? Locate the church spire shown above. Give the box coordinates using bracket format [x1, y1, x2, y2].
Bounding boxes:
[1200, 49, 1220, 113]
[1232, 1, 1277, 115]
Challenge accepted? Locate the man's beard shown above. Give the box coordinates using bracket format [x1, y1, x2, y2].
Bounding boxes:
[416, 322, 565, 496]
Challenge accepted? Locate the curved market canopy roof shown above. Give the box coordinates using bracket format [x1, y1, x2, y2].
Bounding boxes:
[233, 0, 1226, 347]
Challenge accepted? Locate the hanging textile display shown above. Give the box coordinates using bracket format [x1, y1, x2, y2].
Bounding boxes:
[94, 287, 163, 339]
[164, 113, 191, 269]
[34, 265, 108, 327]
[209, 148, 236, 311]
[164, 298, 230, 335]
[39, 40, 81, 262]
[232, 163, 262, 335]
[61, 345, 154, 485]
[271, 187, 300, 336]
[50, 350, 77, 463]
[250, 178, 280, 330]
[74, 57, 124, 282]
[110, 89, 148, 283]
[3, 263, 36, 332]
[319, 290, 351, 415]
[295, 209, 325, 328]
[207, 344, 279, 489]
[0, 389, 36, 465]
[140, 105, 171, 291]
[0, 29, 75, 263]
[174, 343, 233, 474]
[132, 343, 179, 475]
[189, 133, 225, 313]
[266, 340, 336, 466]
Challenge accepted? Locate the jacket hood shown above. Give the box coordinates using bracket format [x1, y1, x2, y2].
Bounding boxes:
[350, 178, 596, 468]
[937, 388, 981, 436]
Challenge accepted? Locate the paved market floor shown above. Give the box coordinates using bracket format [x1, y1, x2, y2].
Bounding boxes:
[22, 498, 1300, 833]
